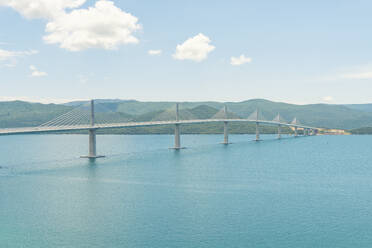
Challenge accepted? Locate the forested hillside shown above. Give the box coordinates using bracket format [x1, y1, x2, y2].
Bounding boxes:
[2, 99, 372, 131]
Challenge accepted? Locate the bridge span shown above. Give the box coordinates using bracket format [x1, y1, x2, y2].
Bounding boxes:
[0, 100, 319, 158]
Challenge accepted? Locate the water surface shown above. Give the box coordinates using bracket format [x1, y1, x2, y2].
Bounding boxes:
[1, 134, 372, 247]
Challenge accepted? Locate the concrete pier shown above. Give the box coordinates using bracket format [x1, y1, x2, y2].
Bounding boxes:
[172, 103, 184, 149]
[222, 106, 230, 144]
[81, 100, 104, 158]
[222, 121, 229, 144]
[277, 125, 281, 139]
[89, 129, 96, 156]
[255, 122, 260, 141]
[294, 126, 298, 137]
[174, 124, 181, 149]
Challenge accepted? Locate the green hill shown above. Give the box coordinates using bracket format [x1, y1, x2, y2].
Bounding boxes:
[0, 101, 72, 128]
[189, 105, 219, 119]
[110, 99, 372, 129]
[3, 99, 372, 131]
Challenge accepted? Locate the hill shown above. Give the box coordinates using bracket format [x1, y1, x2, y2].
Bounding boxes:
[0, 101, 72, 128]
[110, 99, 372, 129]
[345, 104, 372, 113]
[350, 127, 372, 134]
[2, 99, 372, 130]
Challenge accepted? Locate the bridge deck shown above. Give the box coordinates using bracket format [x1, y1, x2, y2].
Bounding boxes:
[0, 119, 318, 135]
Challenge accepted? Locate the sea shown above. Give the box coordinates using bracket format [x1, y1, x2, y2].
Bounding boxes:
[1, 134, 372, 247]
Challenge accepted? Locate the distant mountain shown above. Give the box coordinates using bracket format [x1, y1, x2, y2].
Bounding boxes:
[189, 105, 219, 119]
[349, 127, 372, 134]
[0, 101, 72, 128]
[3, 99, 372, 130]
[64, 99, 132, 107]
[345, 104, 372, 113]
[111, 99, 372, 129]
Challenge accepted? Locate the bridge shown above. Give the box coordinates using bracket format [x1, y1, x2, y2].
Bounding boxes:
[0, 100, 319, 158]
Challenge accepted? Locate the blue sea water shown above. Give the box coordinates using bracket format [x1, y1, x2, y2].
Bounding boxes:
[1, 134, 372, 247]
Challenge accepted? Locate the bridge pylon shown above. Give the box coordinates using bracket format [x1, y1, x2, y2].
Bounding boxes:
[171, 103, 184, 150]
[81, 100, 104, 159]
[221, 105, 231, 145]
[291, 117, 300, 138]
[255, 110, 260, 141]
[273, 113, 285, 139]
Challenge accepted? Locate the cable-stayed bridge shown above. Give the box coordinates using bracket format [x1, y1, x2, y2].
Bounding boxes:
[0, 100, 319, 158]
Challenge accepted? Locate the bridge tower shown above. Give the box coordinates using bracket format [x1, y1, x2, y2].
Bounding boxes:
[173, 103, 182, 149]
[291, 117, 299, 137]
[81, 100, 104, 159]
[222, 105, 229, 144]
[274, 113, 282, 139]
[255, 110, 260, 141]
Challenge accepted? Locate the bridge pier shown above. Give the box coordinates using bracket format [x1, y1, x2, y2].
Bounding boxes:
[222, 121, 229, 144]
[294, 126, 298, 137]
[277, 125, 281, 139]
[174, 124, 181, 149]
[222, 106, 230, 144]
[171, 103, 184, 150]
[89, 129, 96, 156]
[255, 122, 260, 141]
[81, 100, 104, 159]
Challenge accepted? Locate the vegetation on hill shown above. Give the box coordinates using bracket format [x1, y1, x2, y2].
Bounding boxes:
[349, 127, 372, 134]
[345, 104, 372, 113]
[3, 99, 372, 132]
[0, 101, 72, 128]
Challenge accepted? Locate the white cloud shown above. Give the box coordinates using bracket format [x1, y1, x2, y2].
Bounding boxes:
[148, 49, 162, 55]
[322, 64, 372, 81]
[230, 54, 252, 66]
[0, 49, 38, 61]
[341, 71, 372, 80]
[322, 96, 334, 103]
[0, 0, 86, 19]
[173, 33, 215, 62]
[30, 65, 47, 77]
[0, 0, 142, 51]
[0, 49, 38, 66]
[43, 0, 141, 51]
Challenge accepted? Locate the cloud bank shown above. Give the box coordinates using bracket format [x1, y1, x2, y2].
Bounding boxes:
[341, 72, 372, 79]
[0, 0, 86, 19]
[0, 0, 142, 51]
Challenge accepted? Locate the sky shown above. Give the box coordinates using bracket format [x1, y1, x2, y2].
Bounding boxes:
[0, 0, 372, 104]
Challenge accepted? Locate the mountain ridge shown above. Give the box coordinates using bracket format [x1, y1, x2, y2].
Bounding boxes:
[1, 99, 372, 130]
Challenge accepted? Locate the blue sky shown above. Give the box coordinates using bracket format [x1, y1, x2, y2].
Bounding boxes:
[0, 0, 372, 104]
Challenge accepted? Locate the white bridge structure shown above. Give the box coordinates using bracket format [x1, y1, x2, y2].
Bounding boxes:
[0, 100, 319, 158]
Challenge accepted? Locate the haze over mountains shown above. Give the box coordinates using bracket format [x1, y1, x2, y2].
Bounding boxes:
[1, 99, 372, 131]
